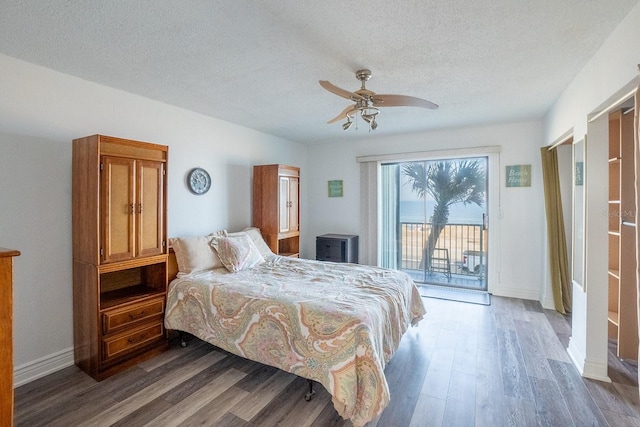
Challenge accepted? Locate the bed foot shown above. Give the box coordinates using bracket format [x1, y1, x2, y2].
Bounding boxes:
[179, 332, 188, 348]
[304, 379, 316, 401]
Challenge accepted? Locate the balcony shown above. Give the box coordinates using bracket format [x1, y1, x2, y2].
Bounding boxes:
[399, 222, 487, 290]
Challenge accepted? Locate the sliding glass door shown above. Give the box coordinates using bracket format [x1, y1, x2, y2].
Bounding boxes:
[381, 156, 488, 290]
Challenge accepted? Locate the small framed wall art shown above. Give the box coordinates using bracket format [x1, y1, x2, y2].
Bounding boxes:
[505, 165, 531, 187]
[328, 180, 343, 197]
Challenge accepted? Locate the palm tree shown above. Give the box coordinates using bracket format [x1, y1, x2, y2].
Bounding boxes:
[402, 160, 485, 272]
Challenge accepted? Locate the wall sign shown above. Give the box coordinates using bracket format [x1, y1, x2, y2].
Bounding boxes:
[505, 165, 531, 187]
[574, 161, 584, 186]
[328, 180, 343, 197]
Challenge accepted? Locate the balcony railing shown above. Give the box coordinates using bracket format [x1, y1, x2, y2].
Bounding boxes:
[400, 222, 486, 277]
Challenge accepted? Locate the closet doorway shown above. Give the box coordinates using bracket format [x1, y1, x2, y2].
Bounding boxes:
[607, 103, 637, 360]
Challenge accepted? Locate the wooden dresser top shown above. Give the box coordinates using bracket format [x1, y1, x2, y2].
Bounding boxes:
[0, 248, 20, 258]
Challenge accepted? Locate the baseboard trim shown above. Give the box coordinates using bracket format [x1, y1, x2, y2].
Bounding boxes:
[582, 359, 611, 383]
[488, 285, 539, 301]
[541, 296, 556, 310]
[567, 337, 585, 375]
[566, 338, 611, 383]
[14, 347, 75, 387]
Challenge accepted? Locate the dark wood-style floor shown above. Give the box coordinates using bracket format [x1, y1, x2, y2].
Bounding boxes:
[15, 296, 640, 426]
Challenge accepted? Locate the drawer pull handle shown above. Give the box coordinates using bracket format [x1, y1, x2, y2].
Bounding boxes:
[127, 332, 149, 345]
[128, 310, 148, 320]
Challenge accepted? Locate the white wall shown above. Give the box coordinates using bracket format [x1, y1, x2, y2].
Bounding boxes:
[305, 121, 546, 301]
[0, 53, 308, 384]
[542, 1, 640, 380]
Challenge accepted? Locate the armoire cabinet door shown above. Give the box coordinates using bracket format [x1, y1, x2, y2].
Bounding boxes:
[137, 160, 165, 257]
[101, 156, 136, 263]
[279, 176, 290, 233]
[288, 177, 299, 232]
[278, 176, 300, 234]
[101, 157, 165, 263]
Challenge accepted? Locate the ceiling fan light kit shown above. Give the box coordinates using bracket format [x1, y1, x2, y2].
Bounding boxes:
[320, 69, 438, 132]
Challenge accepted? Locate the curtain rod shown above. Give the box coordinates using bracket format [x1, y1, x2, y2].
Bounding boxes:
[547, 133, 573, 151]
[356, 145, 501, 163]
[588, 87, 637, 123]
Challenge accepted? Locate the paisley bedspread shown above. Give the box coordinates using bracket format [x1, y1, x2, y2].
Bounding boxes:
[164, 255, 426, 426]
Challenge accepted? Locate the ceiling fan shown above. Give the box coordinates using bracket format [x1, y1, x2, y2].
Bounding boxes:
[319, 69, 438, 131]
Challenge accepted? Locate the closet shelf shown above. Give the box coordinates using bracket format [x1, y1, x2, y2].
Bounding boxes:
[607, 108, 638, 361]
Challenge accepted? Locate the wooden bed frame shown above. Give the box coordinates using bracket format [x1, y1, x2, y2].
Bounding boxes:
[167, 248, 179, 283]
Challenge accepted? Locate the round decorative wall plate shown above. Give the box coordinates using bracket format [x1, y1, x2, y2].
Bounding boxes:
[187, 167, 211, 195]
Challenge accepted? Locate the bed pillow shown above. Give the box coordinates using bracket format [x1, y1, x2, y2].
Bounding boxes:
[228, 227, 274, 258]
[210, 233, 265, 273]
[169, 230, 226, 276]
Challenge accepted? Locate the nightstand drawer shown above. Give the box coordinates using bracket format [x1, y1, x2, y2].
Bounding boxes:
[102, 322, 164, 361]
[102, 298, 164, 335]
[316, 234, 358, 263]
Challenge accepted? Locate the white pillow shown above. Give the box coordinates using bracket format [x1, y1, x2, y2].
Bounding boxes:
[169, 230, 226, 276]
[241, 227, 274, 258]
[210, 234, 265, 273]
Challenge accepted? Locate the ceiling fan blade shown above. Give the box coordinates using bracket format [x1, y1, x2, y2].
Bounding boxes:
[373, 94, 439, 110]
[327, 105, 356, 124]
[319, 80, 364, 101]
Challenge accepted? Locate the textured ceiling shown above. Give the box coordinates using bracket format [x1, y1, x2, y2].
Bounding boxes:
[0, 1, 637, 144]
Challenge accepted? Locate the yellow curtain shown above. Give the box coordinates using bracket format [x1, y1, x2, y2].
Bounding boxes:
[540, 147, 571, 314]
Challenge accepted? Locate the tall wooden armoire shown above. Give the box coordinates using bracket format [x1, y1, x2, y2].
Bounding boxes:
[72, 135, 169, 380]
[252, 164, 300, 257]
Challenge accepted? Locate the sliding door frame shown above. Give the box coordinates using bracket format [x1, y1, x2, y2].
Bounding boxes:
[358, 146, 501, 294]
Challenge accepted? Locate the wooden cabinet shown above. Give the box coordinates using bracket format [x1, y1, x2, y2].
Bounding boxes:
[0, 247, 19, 425]
[101, 156, 165, 262]
[316, 234, 359, 263]
[607, 109, 637, 360]
[73, 135, 169, 380]
[253, 164, 300, 257]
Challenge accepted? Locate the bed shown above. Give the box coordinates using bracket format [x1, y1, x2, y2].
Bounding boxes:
[165, 228, 425, 426]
